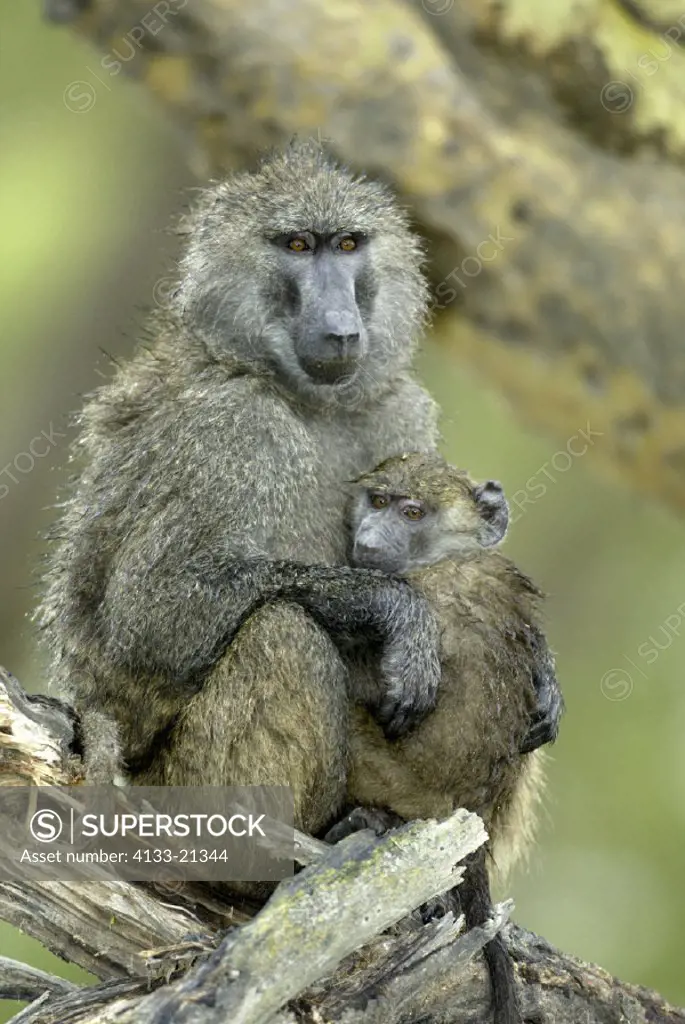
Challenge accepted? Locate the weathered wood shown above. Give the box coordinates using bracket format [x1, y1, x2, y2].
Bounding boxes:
[1, 665, 684, 1024]
[0, 667, 79, 785]
[0, 667, 221, 979]
[0, 879, 207, 981]
[5, 915, 685, 1024]
[119, 812, 486, 1024]
[0, 956, 76, 1002]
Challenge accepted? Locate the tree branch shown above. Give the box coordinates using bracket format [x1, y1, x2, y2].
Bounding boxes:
[50, 0, 685, 514]
[0, 957, 76, 1003]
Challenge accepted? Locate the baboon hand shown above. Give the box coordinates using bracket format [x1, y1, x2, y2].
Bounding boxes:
[520, 625, 564, 753]
[375, 591, 441, 738]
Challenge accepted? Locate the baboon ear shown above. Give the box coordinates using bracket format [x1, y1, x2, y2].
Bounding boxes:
[473, 480, 508, 547]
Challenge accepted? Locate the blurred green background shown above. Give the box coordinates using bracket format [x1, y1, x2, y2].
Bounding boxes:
[2, 3, 685, 1018]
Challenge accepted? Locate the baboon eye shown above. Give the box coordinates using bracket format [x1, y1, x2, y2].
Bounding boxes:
[287, 237, 310, 252]
[402, 505, 425, 521]
[370, 494, 389, 509]
[339, 237, 357, 252]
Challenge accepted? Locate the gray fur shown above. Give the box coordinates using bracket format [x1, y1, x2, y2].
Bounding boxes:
[37, 142, 440, 831]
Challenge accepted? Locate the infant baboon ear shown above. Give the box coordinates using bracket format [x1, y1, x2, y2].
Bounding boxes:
[473, 480, 509, 547]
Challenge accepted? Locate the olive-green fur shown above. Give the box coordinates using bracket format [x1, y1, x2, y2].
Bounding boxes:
[347, 454, 552, 880]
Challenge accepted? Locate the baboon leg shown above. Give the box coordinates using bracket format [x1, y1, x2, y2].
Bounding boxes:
[139, 602, 349, 834]
[454, 847, 521, 1024]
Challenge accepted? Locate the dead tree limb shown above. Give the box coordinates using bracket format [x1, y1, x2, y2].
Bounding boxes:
[1, 665, 683, 1022]
[0, 957, 76, 1003]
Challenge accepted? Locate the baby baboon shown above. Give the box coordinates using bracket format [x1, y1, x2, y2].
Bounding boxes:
[38, 142, 561, 835]
[344, 452, 560, 1024]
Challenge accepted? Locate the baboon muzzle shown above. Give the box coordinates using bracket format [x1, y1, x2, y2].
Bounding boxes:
[295, 263, 364, 384]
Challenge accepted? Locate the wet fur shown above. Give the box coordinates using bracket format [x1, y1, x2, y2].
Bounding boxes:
[348, 549, 546, 879]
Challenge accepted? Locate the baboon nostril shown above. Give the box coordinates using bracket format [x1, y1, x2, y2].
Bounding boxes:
[325, 332, 361, 347]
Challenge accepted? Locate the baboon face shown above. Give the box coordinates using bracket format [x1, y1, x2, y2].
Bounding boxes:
[266, 229, 370, 386]
[174, 142, 428, 404]
[350, 453, 509, 574]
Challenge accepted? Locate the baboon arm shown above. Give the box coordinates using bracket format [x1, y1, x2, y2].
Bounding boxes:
[100, 554, 441, 734]
[227, 560, 443, 735]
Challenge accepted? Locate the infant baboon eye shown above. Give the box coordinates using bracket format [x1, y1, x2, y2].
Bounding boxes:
[370, 493, 389, 509]
[402, 505, 425, 521]
[288, 237, 310, 252]
[338, 236, 357, 252]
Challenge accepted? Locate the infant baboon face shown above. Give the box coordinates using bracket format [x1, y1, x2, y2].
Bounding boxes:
[350, 453, 508, 574]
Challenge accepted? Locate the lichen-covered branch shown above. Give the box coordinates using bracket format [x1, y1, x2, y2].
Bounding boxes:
[51, 0, 685, 514]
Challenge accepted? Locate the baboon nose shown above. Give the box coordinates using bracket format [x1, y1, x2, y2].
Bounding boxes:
[324, 331, 361, 358]
[324, 311, 361, 356]
[353, 540, 383, 564]
[352, 540, 401, 573]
